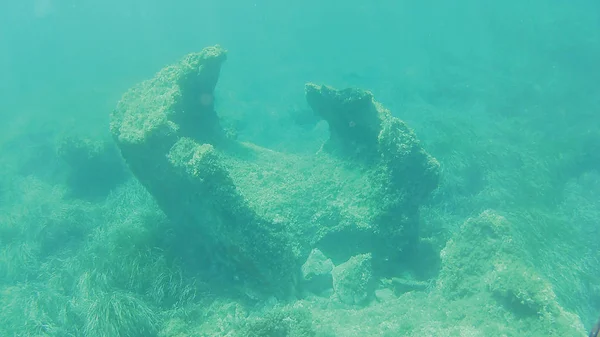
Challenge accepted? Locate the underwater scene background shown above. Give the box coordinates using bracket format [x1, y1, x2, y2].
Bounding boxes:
[0, 0, 599, 336]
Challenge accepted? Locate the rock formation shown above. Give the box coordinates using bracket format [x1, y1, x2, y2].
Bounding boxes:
[110, 45, 440, 298]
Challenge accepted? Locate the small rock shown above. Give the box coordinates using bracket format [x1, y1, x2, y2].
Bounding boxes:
[332, 253, 373, 305]
[301, 249, 334, 295]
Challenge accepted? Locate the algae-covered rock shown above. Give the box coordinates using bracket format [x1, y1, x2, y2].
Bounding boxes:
[301, 248, 334, 296]
[110, 45, 298, 297]
[332, 253, 374, 305]
[111, 45, 228, 148]
[56, 134, 127, 199]
[110, 45, 441, 299]
[305, 85, 381, 161]
[105, 46, 586, 337]
[436, 210, 515, 299]
[435, 210, 587, 336]
[305, 83, 440, 276]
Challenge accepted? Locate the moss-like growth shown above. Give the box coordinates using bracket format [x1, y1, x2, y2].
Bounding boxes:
[332, 253, 374, 305]
[305, 83, 440, 276]
[110, 47, 441, 298]
[110, 46, 298, 298]
[435, 210, 586, 335]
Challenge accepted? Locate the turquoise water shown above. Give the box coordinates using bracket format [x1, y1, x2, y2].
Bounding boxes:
[1, 1, 599, 336]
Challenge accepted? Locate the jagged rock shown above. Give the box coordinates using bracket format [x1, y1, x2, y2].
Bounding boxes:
[109, 45, 441, 298]
[435, 210, 586, 335]
[238, 305, 315, 337]
[301, 248, 334, 295]
[110, 46, 298, 297]
[332, 253, 374, 305]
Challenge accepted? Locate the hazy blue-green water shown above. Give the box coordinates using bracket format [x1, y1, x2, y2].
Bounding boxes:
[0, 1, 599, 336]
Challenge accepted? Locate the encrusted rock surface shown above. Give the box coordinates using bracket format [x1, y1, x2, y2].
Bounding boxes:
[110, 46, 297, 296]
[110, 45, 440, 298]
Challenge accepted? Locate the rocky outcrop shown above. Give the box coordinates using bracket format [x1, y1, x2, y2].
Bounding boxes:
[304, 84, 440, 276]
[110, 45, 440, 298]
[110, 46, 298, 297]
